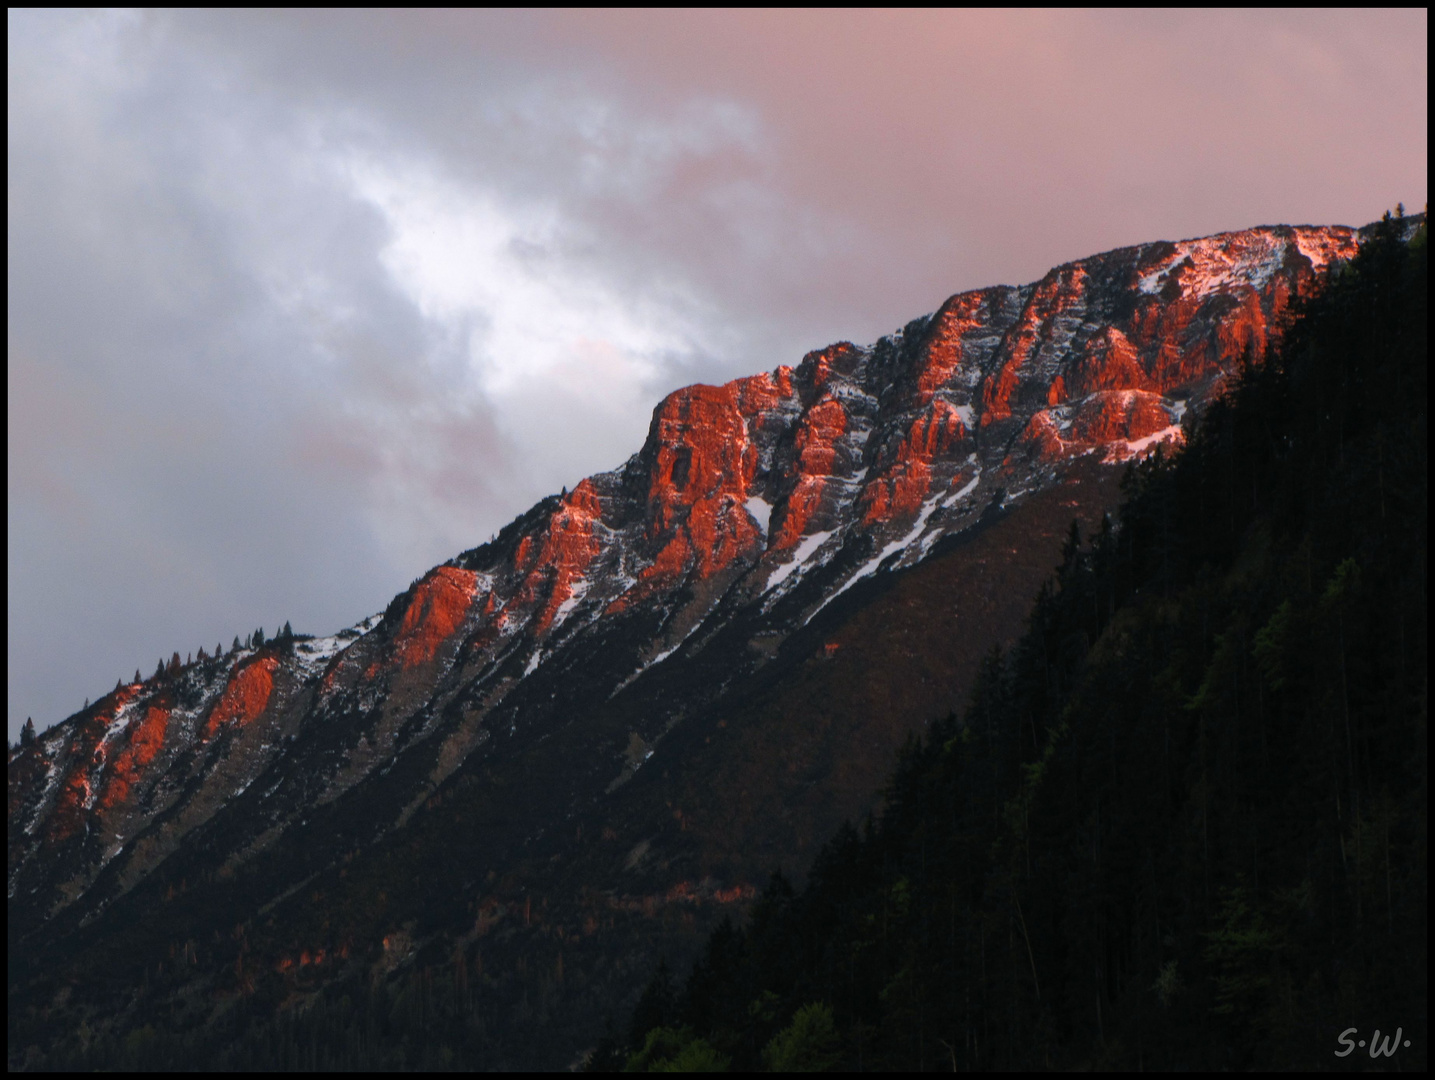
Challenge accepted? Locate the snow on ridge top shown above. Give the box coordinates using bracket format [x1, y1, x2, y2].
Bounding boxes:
[294, 612, 384, 670]
[1137, 249, 1186, 295]
[294, 635, 349, 668]
[1292, 226, 1360, 271]
[1138, 229, 1286, 298]
[1134, 224, 1365, 300]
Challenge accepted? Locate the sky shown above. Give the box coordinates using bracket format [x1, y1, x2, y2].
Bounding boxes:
[7, 9, 1427, 740]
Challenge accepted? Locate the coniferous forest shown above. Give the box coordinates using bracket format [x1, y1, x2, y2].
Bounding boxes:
[15, 216, 1424, 1072]
[598, 213, 1428, 1071]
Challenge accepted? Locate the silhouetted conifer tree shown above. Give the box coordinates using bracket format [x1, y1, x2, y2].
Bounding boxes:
[628, 958, 678, 1049]
[21, 718, 35, 747]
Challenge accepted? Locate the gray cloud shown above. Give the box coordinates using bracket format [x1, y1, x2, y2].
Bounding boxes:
[8, 9, 1426, 739]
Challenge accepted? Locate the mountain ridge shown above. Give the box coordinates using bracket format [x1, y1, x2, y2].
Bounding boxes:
[9, 213, 1418, 1069]
[609, 211, 1427, 1071]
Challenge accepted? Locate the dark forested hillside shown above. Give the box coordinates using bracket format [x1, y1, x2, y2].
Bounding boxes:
[607, 211, 1428, 1071]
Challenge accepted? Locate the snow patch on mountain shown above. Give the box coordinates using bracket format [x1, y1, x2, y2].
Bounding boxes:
[745, 495, 772, 536]
[942, 469, 983, 509]
[1105, 424, 1185, 463]
[765, 530, 834, 593]
[805, 497, 945, 625]
[1293, 227, 1358, 271]
[552, 578, 590, 629]
[1139, 231, 1288, 299]
[98, 695, 142, 753]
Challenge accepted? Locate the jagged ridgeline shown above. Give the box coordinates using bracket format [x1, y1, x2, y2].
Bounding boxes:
[606, 212, 1428, 1072]
[8, 213, 1423, 1070]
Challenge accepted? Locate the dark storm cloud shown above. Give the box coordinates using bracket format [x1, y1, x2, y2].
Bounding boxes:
[8, 10, 1426, 738]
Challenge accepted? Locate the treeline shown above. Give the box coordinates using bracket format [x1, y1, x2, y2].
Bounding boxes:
[9, 623, 307, 752]
[141, 622, 300, 683]
[600, 211, 1428, 1071]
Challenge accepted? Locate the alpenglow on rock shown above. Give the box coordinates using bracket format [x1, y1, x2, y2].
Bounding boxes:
[9, 217, 1401, 1070]
[7, 220, 1365, 924]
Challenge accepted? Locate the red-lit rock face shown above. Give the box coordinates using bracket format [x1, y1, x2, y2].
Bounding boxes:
[981, 263, 1090, 425]
[204, 656, 278, 738]
[635, 376, 790, 585]
[517, 482, 602, 635]
[1015, 389, 1180, 464]
[860, 400, 969, 524]
[771, 396, 848, 548]
[1071, 390, 1172, 444]
[391, 567, 480, 667]
[1124, 227, 1358, 394]
[794, 343, 853, 396]
[44, 760, 95, 845]
[35, 687, 141, 843]
[592, 225, 1365, 588]
[99, 704, 169, 811]
[1068, 327, 1151, 397]
[911, 292, 994, 405]
[646, 386, 753, 523]
[1017, 410, 1066, 462]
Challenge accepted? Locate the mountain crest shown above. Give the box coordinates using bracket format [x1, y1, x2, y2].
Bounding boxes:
[12, 217, 1413, 1071]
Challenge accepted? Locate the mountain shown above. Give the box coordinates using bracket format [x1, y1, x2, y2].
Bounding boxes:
[615, 211, 1428, 1072]
[7, 217, 1410, 1069]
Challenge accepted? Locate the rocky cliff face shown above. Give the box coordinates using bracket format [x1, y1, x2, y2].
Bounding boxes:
[8, 219, 1387, 1067]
